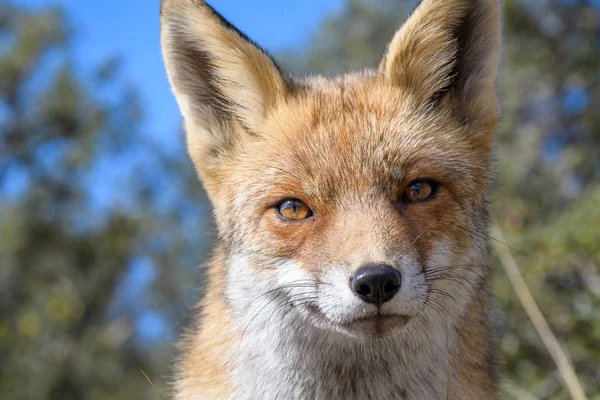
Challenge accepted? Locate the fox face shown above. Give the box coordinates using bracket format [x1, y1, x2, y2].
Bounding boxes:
[161, 0, 500, 339]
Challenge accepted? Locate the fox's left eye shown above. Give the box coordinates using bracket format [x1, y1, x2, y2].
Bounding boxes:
[277, 199, 313, 221]
[402, 180, 438, 204]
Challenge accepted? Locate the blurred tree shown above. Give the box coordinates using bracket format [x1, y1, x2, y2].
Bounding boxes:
[0, 2, 210, 399]
[281, 0, 600, 398]
[280, 0, 417, 76]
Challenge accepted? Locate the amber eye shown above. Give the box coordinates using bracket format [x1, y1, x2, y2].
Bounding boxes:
[277, 199, 313, 221]
[402, 180, 437, 204]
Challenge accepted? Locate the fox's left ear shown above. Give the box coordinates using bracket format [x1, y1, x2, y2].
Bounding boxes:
[380, 0, 501, 128]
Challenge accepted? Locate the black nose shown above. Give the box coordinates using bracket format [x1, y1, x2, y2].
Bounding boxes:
[350, 264, 402, 306]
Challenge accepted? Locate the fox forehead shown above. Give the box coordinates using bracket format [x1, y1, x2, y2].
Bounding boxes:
[225, 75, 492, 205]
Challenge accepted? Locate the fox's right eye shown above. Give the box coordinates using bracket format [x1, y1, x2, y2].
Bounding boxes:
[277, 199, 313, 221]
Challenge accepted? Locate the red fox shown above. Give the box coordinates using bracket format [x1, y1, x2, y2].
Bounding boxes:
[161, 0, 501, 398]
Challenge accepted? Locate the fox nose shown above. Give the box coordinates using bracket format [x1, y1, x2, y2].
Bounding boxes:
[350, 264, 402, 306]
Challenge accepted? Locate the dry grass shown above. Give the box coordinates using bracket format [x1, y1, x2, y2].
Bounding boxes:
[492, 223, 588, 400]
[141, 369, 167, 400]
[502, 379, 540, 400]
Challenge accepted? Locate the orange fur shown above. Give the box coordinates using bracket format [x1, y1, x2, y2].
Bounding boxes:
[161, 0, 501, 398]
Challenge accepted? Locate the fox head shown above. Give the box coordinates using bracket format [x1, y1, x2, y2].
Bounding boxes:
[161, 0, 501, 338]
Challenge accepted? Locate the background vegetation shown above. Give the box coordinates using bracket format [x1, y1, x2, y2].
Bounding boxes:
[1, 0, 598, 399]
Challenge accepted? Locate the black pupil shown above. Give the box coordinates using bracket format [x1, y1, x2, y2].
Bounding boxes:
[283, 201, 303, 217]
[411, 184, 422, 196]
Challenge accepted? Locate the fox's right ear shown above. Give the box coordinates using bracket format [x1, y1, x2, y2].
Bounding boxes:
[160, 0, 288, 177]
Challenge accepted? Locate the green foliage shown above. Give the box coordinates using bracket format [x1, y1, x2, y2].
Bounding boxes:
[0, 3, 209, 399]
[494, 188, 600, 399]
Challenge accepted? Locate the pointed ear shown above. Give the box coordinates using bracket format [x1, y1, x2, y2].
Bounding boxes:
[160, 0, 288, 172]
[379, 0, 501, 126]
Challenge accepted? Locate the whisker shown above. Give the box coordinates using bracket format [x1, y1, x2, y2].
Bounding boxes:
[428, 275, 478, 298]
[235, 279, 324, 316]
[428, 288, 462, 311]
[280, 299, 319, 323]
[241, 291, 286, 340]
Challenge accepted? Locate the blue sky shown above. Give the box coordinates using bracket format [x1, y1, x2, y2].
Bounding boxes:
[21, 0, 343, 146]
